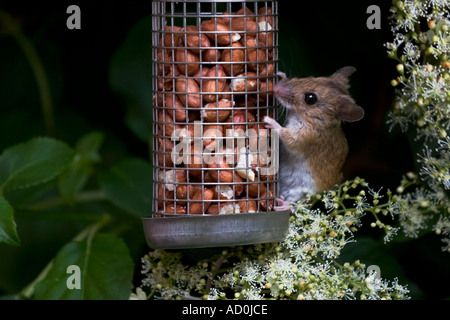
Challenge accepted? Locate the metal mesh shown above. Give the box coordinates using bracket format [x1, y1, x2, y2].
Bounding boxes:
[152, 0, 279, 216]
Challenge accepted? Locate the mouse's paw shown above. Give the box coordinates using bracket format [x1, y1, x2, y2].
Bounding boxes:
[263, 116, 282, 130]
[276, 71, 287, 80]
[274, 196, 293, 212]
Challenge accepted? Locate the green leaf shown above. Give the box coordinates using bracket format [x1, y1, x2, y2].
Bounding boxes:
[0, 137, 74, 193]
[33, 233, 134, 300]
[109, 17, 152, 143]
[58, 132, 104, 204]
[0, 195, 19, 246]
[99, 158, 152, 217]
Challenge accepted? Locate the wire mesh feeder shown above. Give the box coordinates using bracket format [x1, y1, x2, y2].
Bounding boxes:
[142, 0, 290, 249]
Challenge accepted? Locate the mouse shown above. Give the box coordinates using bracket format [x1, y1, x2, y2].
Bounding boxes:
[263, 66, 364, 211]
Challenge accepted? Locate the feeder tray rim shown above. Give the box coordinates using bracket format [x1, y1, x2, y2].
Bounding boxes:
[142, 210, 291, 249]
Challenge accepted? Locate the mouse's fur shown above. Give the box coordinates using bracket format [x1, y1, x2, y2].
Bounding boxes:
[266, 67, 364, 204]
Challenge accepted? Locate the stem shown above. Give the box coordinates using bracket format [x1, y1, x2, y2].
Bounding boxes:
[205, 256, 225, 293]
[22, 190, 107, 211]
[19, 260, 54, 299]
[0, 9, 55, 136]
[16, 210, 105, 223]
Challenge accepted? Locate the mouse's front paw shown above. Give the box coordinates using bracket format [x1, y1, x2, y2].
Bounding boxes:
[274, 196, 293, 212]
[263, 116, 282, 130]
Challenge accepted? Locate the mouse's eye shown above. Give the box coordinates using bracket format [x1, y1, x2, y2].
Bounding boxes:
[304, 92, 317, 105]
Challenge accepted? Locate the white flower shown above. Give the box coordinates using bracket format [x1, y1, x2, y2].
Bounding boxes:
[403, 42, 421, 62]
[129, 287, 147, 300]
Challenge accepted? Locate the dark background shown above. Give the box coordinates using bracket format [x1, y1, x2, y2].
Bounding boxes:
[0, 0, 448, 299]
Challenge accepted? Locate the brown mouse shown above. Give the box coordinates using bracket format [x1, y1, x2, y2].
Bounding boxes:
[264, 66, 364, 211]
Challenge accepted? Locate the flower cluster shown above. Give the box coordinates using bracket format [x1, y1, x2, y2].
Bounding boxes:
[133, 178, 410, 300]
[385, 0, 450, 251]
[386, 0, 450, 140]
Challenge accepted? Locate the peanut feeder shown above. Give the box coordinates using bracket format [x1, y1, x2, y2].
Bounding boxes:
[143, 0, 290, 249]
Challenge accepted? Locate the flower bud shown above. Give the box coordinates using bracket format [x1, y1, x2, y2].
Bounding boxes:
[417, 118, 426, 127]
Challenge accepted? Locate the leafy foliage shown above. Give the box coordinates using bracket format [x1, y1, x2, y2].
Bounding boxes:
[0, 196, 19, 246]
[0, 10, 152, 299]
[99, 158, 153, 217]
[33, 233, 133, 300]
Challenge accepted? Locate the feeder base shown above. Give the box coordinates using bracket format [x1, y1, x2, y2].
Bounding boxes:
[142, 211, 290, 249]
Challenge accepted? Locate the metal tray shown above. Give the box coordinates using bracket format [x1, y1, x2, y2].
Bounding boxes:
[142, 210, 291, 249]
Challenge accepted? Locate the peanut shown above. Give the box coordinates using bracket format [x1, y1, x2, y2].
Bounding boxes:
[184, 143, 204, 179]
[232, 171, 245, 196]
[163, 26, 183, 47]
[223, 110, 256, 133]
[202, 99, 233, 123]
[201, 19, 241, 45]
[201, 48, 222, 63]
[241, 37, 266, 72]
[231, 17, 257, 35]
[256, 25, 274, 48]
[157, 109, 178, 137]
[217, 202, 241, 214]
[202, 65, 227, 103]
[157, 137, 175, 167]
[259, 81, 273, 100]
[218, 12, 232, 24]
[175, 48, 200, 76]
[238, 198, 257, 213]
[206, 204, 219, 214]
[157, 169, 185, 191]
[259, 63, 275, 77]
[212, 184, 235, 200]
[157, 183, 174, 207]
[248, 123, 270, 155]
[184, 25, 211, 53]
[203, 124, 224, 150]
[257, 7, 274, 26]
[221, 42, 245, 76]
[157, 63, 180, 91]
[187, 187, 214, 214]
[259, 189, 274, 211]
[193, 66, 210, 84]
[220, 83, 231, 100]
[230, 72, 258, 93]
[175, 78, 201, 108]
[155, 93, 187, 122]
[175, 184, 195, 205]
[207, 156, 234, 183]
[235, 6, 256, 20]
[165, 203, 187, 214]
[156, 39, 173, 75]
[247, 181, 266, 198]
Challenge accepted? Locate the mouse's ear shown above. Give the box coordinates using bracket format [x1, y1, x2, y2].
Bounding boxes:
[331, 66, 356, 87]
[335, 95, 364, 122]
